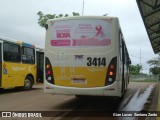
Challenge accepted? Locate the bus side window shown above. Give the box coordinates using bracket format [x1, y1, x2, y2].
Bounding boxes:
[122, 41, 126, 64]
[119, 32, 123, 61]
[3, 42, 21, 62]
[22, 46, 35, 64]
[124, 46, 127, 64]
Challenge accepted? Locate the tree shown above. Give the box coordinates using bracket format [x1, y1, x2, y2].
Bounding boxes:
[37, 11, 80, 29]
[147, 56, 160, 75]
[147, 56, 160, 67]
[149, 67, 160, 75]
[129, 64, 142, 75]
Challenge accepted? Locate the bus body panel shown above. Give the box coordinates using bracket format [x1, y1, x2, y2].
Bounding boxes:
[1, 62, 36, 88]
[45, 51, 117, 88]
[53, 66, 107, 87]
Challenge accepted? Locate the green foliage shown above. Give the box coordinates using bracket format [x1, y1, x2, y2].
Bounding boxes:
[130, 79, 157, 83]
[147, 56, 160, 67]
[37, 11, 80, 28]
[147, 56, 160, 75]
[149, 67, 160, 75]
[129, 64, 142, 75]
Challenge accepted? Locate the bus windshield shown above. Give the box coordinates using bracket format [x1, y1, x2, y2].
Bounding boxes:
[51, 19, 112, 47]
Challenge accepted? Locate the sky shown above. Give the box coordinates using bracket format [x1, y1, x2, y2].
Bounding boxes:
[0, 0, 158, 74]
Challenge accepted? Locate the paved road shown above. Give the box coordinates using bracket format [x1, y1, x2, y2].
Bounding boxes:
[0, 82, 158, 120]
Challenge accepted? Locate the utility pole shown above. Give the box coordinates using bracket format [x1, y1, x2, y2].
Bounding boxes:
[131, 49, 143, 66]
[82, 0, 84, 16]
[140, 48, 141, 66]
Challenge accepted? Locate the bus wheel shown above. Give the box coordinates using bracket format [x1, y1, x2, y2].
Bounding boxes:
[24, 76, 33, 90]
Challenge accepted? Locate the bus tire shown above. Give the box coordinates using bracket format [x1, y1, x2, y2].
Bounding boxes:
[24, 76, 33, 90]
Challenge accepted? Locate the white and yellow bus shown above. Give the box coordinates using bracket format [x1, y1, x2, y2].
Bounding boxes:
[44, 16, 131, 97]
[0, 36, 44, 90]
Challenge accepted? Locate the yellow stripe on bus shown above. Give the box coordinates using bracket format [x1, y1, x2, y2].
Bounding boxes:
[53, 66, 107, 87]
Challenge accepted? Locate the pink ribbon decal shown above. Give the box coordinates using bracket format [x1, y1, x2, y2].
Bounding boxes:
[95, 25, 105, 38]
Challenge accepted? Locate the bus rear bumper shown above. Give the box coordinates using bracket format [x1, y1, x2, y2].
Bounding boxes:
[44, 81, 121, 97]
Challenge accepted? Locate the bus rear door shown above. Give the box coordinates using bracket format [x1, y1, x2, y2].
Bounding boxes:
[36, 51, 44, 83]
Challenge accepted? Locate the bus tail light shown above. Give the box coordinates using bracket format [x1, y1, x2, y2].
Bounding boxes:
[45, 57, 54, 84]
[105, 57, 117, 86]
[47, 70, 51, 75]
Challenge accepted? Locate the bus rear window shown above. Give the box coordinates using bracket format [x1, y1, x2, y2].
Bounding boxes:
[51, 19, 112, 47]
[22, 46, 35, 64]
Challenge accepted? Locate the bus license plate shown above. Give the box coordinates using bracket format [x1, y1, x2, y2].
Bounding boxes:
[72, 78, 86, 84]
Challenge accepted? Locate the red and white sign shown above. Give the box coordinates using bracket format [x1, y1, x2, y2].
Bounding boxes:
[51, 19, 112, 47]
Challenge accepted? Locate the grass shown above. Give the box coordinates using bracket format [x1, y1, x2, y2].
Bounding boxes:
[130, 79, 158, 83]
